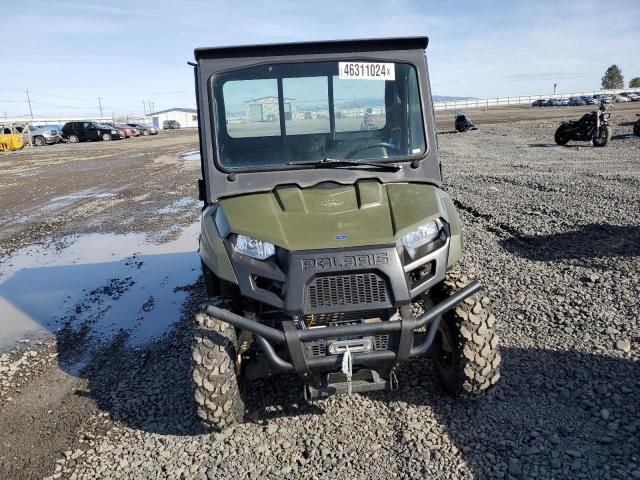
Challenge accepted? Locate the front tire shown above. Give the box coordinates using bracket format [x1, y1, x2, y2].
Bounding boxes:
[433, 281, 501, 396]
[68, 134, 79, 143]
[593, 125, 612, 147]
[634, 120, 640, 137]
[143, 130, 150, 136]
[554, 126, 570, 145]
[33, 136, 45, 146]
[192, 306, 245, 429]
[102, 133, 112, 141]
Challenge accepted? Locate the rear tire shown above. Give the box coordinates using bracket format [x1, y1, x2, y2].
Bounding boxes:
[633, 120, 640, 137]
[593, 125, 612, 147]
[432, 279, 501, 396]
[192, 306, 245, 429]
[143, 130, 150, 136]
[554, 126, 570, 145]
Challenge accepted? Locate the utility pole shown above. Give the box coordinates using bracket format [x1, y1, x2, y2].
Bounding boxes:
[143, 101, 147, 116]
[97, 97, 104, 118]
[151, 102, 155, 114]
[25, 90, 33, 119]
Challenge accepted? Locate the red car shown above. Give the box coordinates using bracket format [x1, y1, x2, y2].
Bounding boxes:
[107, 123, 136, 138]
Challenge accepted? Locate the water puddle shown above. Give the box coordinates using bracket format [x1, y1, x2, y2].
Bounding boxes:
[42, 188, 117, 212]
[158, 197, 199, 215]
[180, 150, 200, 161]
[0, 223, 201, 350]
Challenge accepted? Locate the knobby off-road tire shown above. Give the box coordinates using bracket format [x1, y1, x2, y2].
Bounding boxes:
[433, 279, 501, 396]
[192, 306, 245, 429]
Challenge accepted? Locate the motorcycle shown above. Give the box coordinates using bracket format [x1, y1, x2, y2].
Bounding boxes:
[454, 111, 477, 132]
[555, 102, 612, 147]
[634, 114, 640, 137]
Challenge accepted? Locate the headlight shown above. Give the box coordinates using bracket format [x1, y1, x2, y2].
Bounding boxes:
[234, 234, 275, 260]
[401, 221, 440, 248]
[111, 130, 117, 134]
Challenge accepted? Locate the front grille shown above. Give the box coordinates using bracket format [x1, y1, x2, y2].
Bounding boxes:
[307, 273, 389, 309]
[373, 334, 389, 350]
[304, 310, 387, 327]
[304, 340, 326, 358]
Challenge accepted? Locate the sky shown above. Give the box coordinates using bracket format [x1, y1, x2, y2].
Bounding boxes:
[1, 0, 639, 119]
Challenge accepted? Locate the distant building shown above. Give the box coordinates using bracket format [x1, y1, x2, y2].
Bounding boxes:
[150, 107, 198, 129]
[244, 97, 295, 122]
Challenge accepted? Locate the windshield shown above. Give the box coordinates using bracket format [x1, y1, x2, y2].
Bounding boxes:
[212, 61, 426, 171]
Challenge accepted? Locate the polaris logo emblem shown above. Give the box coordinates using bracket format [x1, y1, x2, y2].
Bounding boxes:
[335, 234, 347, 240]
[320, 198, 343, 208]
[301, 253, 389, 271]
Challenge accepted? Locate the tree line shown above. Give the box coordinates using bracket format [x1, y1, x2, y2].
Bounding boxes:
[602, 65, 640, 89]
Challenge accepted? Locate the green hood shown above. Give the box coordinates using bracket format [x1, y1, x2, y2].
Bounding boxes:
[218, 180, 461, 252]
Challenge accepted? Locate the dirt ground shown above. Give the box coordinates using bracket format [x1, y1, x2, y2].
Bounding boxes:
[0, 104, 639, 480]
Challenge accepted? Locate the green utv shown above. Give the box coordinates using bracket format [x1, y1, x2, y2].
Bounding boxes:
[191, 37, 500, 428]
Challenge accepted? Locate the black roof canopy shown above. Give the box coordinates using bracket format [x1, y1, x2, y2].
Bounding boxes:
[194, 36, 428, 61]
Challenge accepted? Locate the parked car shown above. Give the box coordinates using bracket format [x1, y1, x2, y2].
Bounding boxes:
[62, 121, 125, 142]
[627, 93, 640, 101]
[531, 99, 547, 107]
[126, 123, 158, 136]
[22, 124, 62, 145]
[106, 123, 136, 138]
[581, 96, 599, 105]
[13, 124, 58, 145]
[163, 120, 180, 130]
[595, 95, 613, 104]
[0, 124, 24, 151]
[614, 94, 630, 103]
[567, 97, 586, 106]
[549, 98, 565, 106]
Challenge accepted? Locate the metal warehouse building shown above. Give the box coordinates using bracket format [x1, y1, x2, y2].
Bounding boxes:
[244, 97, 295, 122]
[151, 107, 199, 129]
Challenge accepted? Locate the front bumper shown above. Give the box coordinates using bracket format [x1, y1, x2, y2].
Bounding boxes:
[205, 281, 480, 379]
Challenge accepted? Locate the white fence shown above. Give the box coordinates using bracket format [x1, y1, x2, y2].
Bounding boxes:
[433, 88, 640, 111]
[1, 116, 113, 125]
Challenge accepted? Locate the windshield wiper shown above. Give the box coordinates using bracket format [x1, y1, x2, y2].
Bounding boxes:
[288, 158, 401, 172]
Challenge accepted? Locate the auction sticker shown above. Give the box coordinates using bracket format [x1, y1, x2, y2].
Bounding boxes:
[338, 62, 395, 81]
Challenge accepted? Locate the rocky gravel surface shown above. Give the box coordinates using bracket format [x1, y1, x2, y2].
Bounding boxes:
[0, 338, 58, 403]
[2, 111, 639, 479]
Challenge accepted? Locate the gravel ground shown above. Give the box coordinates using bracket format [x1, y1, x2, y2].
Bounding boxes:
[1, 109, 639, 479]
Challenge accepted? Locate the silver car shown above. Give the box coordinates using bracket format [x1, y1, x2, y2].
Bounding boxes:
[14, 124, 62, 146]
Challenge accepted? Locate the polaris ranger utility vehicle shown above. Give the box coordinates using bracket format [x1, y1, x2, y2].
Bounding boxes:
[191, 37, 501, 428]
